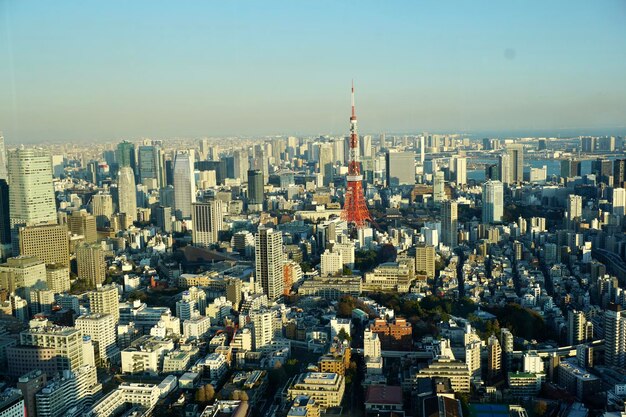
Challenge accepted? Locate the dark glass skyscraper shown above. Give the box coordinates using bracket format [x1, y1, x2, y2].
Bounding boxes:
[247, 169, 264, 211]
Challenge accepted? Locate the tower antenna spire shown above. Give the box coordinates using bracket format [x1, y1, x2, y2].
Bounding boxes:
[342, 81, 372, 229]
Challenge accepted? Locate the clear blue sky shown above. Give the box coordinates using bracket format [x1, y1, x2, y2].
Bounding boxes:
[1, 1, 625, 143]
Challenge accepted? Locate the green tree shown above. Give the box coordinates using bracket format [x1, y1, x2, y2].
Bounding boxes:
[337, 328, 352, 343]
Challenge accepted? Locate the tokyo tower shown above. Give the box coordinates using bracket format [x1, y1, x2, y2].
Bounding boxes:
[342, 82, 372, 229]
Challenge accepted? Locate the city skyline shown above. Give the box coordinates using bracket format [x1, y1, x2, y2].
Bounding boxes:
[1, 1, 625, 143]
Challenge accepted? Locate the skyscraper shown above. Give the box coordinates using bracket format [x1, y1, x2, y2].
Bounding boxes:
[116, 141, 136, 176]
[567, 194, 583, 221]
[173, 151, 196, 219]
[255, 227, 284, 300]
[76, 243, 106, 288]
[191, 200, 224, 247]
[498, 153, 511, 185]
[319, 144, 334, 187]
[8, 148, 57, 254]
[441, 200, 458, 248]
[613, 188, 625, 217]
[0, 179, 10, 245]
[415, 243, 435, 278]
[233, 149, 249, 183]
[604, 304, 626, 368]
[19, 224, 70, 266]
[138, 144, 164, 188]
[91, 193, 113, 229]
[88, 285, 120, 323]
[117, 167, 137, 224]
[0, 134, 7, 180]
[433, 170, 446, 203]
[69, 210, 97, 243]
[482, 180, 504, 224]
[506, 144, 524, 183]
[385, 151, 415, 186]
[248, 169, 264, 212]
[451, 156, 467, 187]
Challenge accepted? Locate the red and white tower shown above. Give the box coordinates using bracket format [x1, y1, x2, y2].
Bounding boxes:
[342, 82, 372, 228]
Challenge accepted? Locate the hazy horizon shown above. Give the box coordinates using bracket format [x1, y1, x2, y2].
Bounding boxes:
[1, 1, 626, 143]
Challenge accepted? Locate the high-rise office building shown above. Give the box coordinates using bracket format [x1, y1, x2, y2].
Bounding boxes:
[225, 278, 242, 311]
[90, 193, 113, 229]
[75, 313, 119, 366]
[441, 201, 458, 248]
[117, 167, 137, 224]
[0, 179, 9, 245]
[154, 206, 172, 233]
[138, 145, 164, 188]
[0, 135, 7, 180]
[386, 151, 415, 186]
[255, 227, 284, 300]
[319, 144, 334, 187]
[0, 256, 46, 293]
[19, 224, 69, 266]
[69, 210, 97, 243]
[613, 188, 626, 217]
[415, 243, 435, 278]
[233, 150, 249, 183]
[173, 151, 196, 219]
[116, 141, 136, 175]
[8, 148, 57, 254]
[191, 200, 224, 247]
[20, 325, 84, 371]
[487, 335, 502, 380]
[561, 159, 582, 179]
[46, 263, 70, 293]
[498, 153, 512, 184]
[604, 304, 626, 368]
[451, 156, 467, 187]
[76, 243, 106, 288]
[567, 309, 588, 346]
[248, 169, 264, 212]
[614, 159, 626, 188]
[506, 144, 524, 183]
[88, 285, 120, 323]
[433, 171, 446, 203]
[592, 158, 613, 185]
[567, 195, 583, 221]
[482, 180, 504, 224]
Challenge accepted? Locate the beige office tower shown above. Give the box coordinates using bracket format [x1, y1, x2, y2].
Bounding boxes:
[255, 227, 284, 300]
[487, 334, 502, 380]
[433, 170, 446, 202]
[76, 243, 106, 288]
[8, 148, 57, 255]
[75, 313, 119, 367]
[0, 256, 47, 293]
[45, 263, 70, 293]
[442, 200, 458, 248]
[19, 224, 70, 266]
[20, 325, 84, 371]
[226, 278, 242, 311]
[88, 285, 119, 323]
[69, 210, 97, 243]
[191, 200, 224, 247]
[415, 243, 436, 278]
[506, 144, 524, 183]
[91, 193, 113, 228]
[117, 166, 137, 225]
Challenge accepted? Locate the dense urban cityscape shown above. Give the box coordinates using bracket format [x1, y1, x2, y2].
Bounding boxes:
[1, 2, 626, 417]
[0, 92, 625, 417]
